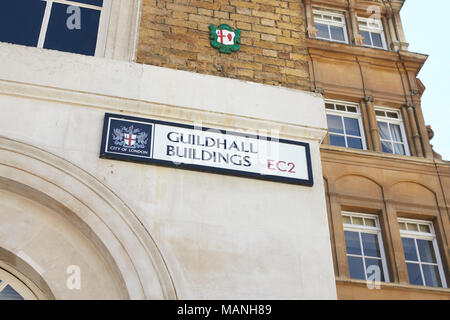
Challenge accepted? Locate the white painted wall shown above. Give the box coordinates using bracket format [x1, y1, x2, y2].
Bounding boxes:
[0, 44, 336, 299]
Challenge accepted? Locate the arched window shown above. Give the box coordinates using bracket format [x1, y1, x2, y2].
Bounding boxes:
[0, 266, 41, 300]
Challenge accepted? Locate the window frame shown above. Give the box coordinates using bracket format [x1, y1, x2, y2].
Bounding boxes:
[1, 0, 112, 57]
[342, 212, 390, 283]
[313, 9, 349, 44]
[375, 106, 410, 156]
[398, 218, 448, 288]
[357, 16, 387, 50]
[325, 100, 367, 150]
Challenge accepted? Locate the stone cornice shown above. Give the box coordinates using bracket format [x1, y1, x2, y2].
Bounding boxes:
[321, 144, 450, 171]
[306, 38, 427, 74]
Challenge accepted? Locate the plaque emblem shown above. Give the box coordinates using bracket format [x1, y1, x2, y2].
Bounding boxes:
[112, 125, 149, 149]
[209, 24, 241, 54]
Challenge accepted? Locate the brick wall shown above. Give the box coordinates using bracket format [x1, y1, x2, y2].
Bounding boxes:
[137, 0, 310, 90]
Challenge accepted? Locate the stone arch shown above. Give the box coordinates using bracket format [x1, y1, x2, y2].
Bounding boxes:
[0, 247, 54, 300]
[0, 136, 176, 299]
[388, 181, 437, 207]
[334, 174, 383, 200]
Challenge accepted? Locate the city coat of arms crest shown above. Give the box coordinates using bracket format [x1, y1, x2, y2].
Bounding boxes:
[112, 125, 148, 149]
[209, 24, 241, 54]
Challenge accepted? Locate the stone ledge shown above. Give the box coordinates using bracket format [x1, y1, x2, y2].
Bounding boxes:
[336, 278, 450, 299]
[320, 144, 446, 166]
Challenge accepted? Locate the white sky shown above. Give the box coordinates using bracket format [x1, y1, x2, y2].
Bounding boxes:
[401, 1, 450, 160]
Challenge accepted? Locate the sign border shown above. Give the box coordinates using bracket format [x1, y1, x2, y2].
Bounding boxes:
[100, 113, 314, 187]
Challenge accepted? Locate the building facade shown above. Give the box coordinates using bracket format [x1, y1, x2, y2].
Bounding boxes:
[304, 0, 450, 299]
[0, 0, 448, 300]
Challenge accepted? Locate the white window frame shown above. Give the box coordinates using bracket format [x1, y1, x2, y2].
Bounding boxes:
[357, 16, 387, 50]
[325, 100, 367, 150]
[398, 218, 447, 288]
[33, 0, 112, 57]
[375, 107, 410, 156]
[313, 9, 349, 44]
[342, 212, 390, 283]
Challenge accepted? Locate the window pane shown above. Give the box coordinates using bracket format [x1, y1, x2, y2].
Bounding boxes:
[387, 112, 399, 119]
[406, 263, 423, 286]
[407, 223, 418, 232]
[390, 124, 403, 142]
[365, 218, 376, 227]
[371, 32, 383, 48]
[347, 106, 357, 113]
[348, 256, 366, 280]
[330, 25, 345, 42]
[362, 233, 381, 258]
[402, 237, 418, 261]
[71, 0, 104, 6]
[336, 104, 346, 111]
[0, 0, 46, 47]
[417, 239, 437, 263]
[344, 118, 361, 137]
[361, 30, 371, 46]
[393, 143, 406, 155]
[342, 215, 351, 224]
[352, 217, 364, 226]
[347, 137, 363, 150]
[325, 103, 335, 110]
[378, 122, 390, 140]
[345, 231, 362, 255]
[399, 222, 406, 230]
[365, 258, 385, 282]
[0, 285, 24, 300]
[316, 23, 330, 39]
[327, 115, 344, 134]
[422, 265, 442, 288]
[419, 224, 431, 233]
[330, 134, 346, 147]
[44, 4, 101, 56]
[381, 141, 393, 154]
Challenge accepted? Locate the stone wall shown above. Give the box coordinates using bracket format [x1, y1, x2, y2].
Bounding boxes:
[0, 44, 336, 299]
[137, 0, 310, 89]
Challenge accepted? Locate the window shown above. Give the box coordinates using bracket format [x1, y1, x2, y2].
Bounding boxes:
[0, 0, 111, 56]
[399, 218, 447, 288]
[313, 10, 349, 43]
[342, 213, 389, 282]
[0, 267, 38, 300]
[325, 100, 366, 150]
[376, 108, 409, 156]
[358, 17, 387, 49]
